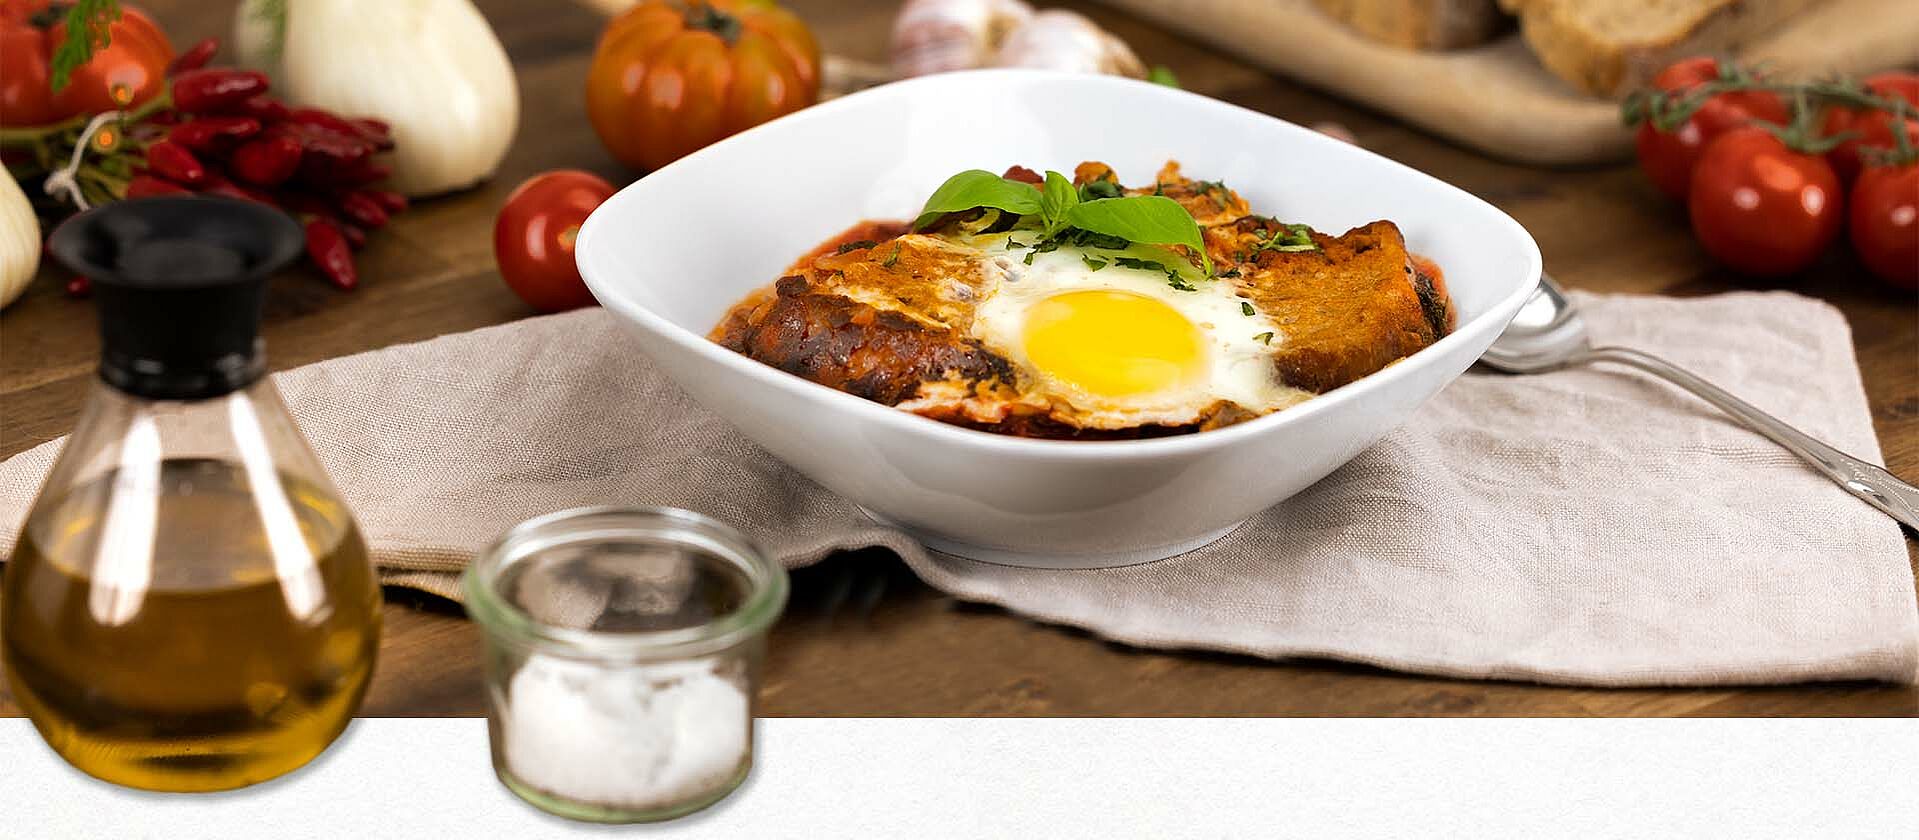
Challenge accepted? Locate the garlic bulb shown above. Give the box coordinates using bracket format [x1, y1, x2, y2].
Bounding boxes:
[991, 10, 1146, 78]
[235, 0, 520, 197]
[0, 167, 40, 311]
[891, 0, 1035, 78]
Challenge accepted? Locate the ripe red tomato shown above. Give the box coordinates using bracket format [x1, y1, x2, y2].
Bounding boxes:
[1822, 72, 1919, 184]
[0, 1, 174, 127]
[1688, 127, 1843, 277]
[1849, 162, 1918, 290]
[585, 0, 820, 172]
[1635, 57, 1789, 201]
[494, 170, 618, 312]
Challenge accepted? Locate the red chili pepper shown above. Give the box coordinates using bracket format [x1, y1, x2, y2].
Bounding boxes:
[198, 173, 274, 204]
[125, 175, 192, 198]
[365, 189, 407, 213]
[287, 108, 376, 140]
[272, 122, 373, 162]
[235, 95, 289, 122]
[335, 191, 389, 229]
[349, 118, 395, 151]
[338, 222, 368, 250]
[304, 218, 358, 290]
[167, 37, 220, 75]
[65, 276, 92, 298]
[230, 135, 304, 186]
[144, 140, 207, 186]
[167, 116, 261, 152]
[334, 162, 391, 186]
[273, 190, 333, 217]
[170, 69, 270, 114]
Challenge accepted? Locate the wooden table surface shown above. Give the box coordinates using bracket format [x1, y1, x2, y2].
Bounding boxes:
[3, 0, 1915, 717]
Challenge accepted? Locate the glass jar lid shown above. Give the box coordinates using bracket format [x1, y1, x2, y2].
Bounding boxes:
[464, 507, 787, 660]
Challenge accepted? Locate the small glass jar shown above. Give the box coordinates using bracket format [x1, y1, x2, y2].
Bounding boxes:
[464, 507, 787, 823]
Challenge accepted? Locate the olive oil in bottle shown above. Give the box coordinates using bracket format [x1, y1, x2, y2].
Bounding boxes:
[3, 459, 379, 792]
[1, 196, 381, 792]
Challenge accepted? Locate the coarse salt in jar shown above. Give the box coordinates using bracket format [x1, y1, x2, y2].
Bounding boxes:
[464, 507, 788, 822]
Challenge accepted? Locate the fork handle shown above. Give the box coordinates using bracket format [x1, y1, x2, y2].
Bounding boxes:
[1583, 345, 1919, 531]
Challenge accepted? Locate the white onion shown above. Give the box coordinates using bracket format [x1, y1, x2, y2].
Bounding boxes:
[235, 0, 520, 198]
[0, 167, 40, 311]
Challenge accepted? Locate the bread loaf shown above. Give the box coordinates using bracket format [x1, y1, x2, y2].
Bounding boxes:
[1310, 0, 1508, 50]
[1505, 0, 1821, 96]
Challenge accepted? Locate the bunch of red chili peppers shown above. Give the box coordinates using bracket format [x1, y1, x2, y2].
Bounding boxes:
[4, 38, 401, 292]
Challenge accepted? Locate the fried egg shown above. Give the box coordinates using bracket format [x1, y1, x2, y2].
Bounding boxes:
[960, 241, 1310, 429]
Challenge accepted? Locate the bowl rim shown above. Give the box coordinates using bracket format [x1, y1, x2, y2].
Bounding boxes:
[577, 69, 1543, 461]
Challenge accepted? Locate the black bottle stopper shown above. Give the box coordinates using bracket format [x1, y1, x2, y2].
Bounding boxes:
[46, 196, 305, 401]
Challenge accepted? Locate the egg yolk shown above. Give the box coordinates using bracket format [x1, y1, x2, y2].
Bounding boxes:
[1021, 290, 1206, 396]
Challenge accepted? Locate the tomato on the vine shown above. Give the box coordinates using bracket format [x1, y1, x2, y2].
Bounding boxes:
[1850, 162, 1918, 290]
[494, 170, 618, 313]
[0, 1, 174, 127]
[1821, 72, 1919, 184]
[1634, 57, 1789, 201]
[1688, 126, 1843, 277]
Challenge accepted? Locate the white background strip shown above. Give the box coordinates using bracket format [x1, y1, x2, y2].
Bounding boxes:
[2, 717, 1913, 838]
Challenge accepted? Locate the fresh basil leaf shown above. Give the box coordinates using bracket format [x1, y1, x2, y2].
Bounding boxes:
[1065, 195, 1210, 271]
[912, 170, 1043, 231]
[1039, 170, 1079, 237]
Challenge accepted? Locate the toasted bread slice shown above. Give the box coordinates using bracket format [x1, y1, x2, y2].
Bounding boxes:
[1508, 0, 1819, 96]
[1232, 220, 1446, 393]
[1312, 0, 1509, 51]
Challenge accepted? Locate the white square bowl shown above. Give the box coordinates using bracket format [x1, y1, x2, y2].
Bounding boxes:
[576, 69, 1541, 569]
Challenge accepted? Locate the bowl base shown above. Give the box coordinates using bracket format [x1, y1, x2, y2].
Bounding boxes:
[856, 507, 1244, 569]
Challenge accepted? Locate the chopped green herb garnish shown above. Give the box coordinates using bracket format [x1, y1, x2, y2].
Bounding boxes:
[1078, 179, 1123, 201]
[881, 245, 901, 268]
[1147, 65, 1181, 88]
[1254, 331, 1275, 344]
[1082, 256, 1108, 271]
[1194, 179, 1230, 209]
[1023, 250, 1037, 265]
[836, 239, 877, 254]
[1253, 222, 1318, 254]
[1168, 276, 1196, 291]
[1240, 301, 1254, 316]
[1064, 228, 1130, 250]
[1218, 267, 1241, 279]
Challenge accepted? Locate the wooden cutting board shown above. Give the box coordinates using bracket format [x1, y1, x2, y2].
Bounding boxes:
[1098, 0, 1919, 166]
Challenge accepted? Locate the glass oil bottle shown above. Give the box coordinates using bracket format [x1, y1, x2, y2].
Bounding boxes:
[1, 196, 381, 792]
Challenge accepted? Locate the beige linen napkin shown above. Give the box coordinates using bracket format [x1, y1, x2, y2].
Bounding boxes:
[2, 291, 1914, 686]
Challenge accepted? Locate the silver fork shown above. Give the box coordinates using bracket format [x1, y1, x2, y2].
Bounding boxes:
[1479, 274, 1919, 531]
